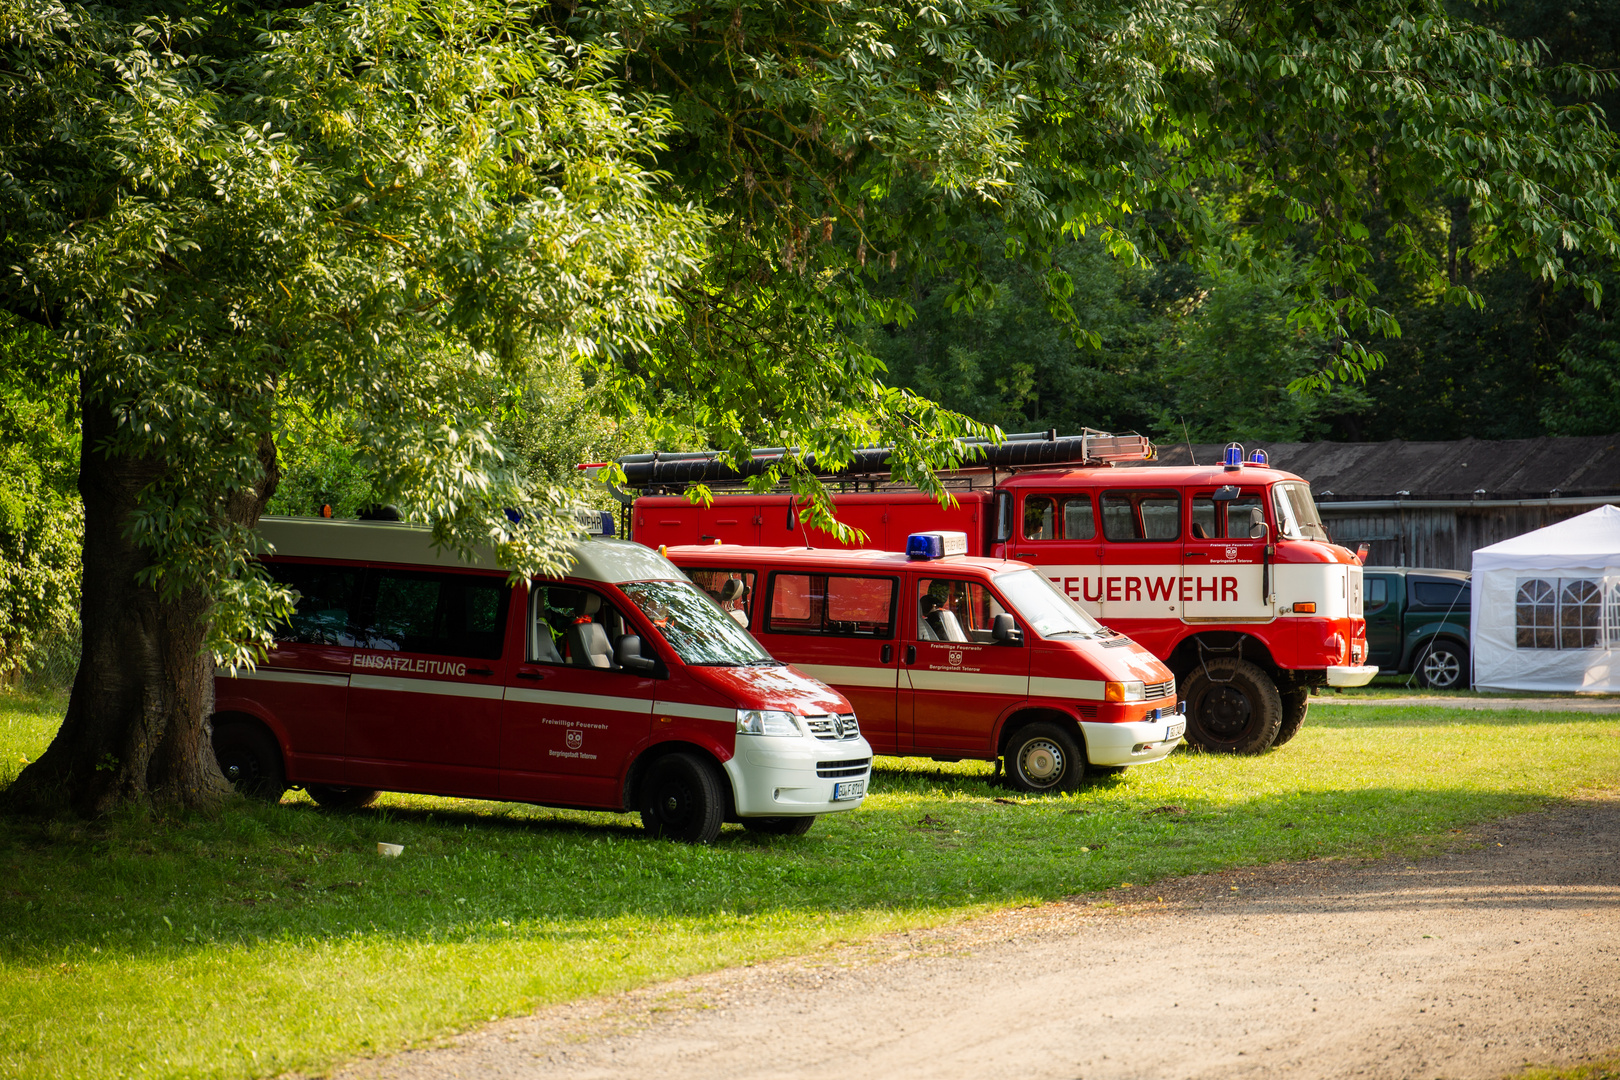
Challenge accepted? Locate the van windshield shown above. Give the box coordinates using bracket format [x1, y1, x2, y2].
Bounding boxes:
[618, 580, 779, 666]
[994, 568, 1106, 639]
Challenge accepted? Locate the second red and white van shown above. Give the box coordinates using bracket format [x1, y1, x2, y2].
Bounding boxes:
[665, 532, 1183, 793]
[210, 516, 873, 842]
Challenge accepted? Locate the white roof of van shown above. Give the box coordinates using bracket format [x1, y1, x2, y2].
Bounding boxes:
[255, 516, 681, 584]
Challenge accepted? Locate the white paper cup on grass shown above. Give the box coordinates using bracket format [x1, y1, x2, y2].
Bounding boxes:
[377, 842, 404, 857]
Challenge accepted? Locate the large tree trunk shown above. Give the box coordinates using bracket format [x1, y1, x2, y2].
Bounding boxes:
[4, 378, 278, 817]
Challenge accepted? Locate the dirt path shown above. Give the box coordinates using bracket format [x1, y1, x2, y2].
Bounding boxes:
[336, 796, 1620, 1080]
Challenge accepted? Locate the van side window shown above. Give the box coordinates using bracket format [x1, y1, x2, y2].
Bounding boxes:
[685, 568, 757, 629]
[766, 573, 896, 638]
[1100, 491, 1180, 541]
[915, 578, 1011, 645]
[362, 570, 510, 660]
[265, 562, 359, 645]
[530, 585, 633, 668]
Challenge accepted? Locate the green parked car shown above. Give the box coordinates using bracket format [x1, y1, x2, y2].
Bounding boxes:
[1363, 567, 1472, 689]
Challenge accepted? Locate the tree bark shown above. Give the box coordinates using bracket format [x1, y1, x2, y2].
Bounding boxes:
[3, 376, 278, 817]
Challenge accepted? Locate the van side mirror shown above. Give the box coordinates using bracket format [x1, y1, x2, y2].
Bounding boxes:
[992, 612, 1023, 644]
[616, 635, 657, 671]
[1249, 507, 1268, 540]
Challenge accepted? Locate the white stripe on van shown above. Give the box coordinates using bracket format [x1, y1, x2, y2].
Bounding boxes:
[1029, 676, 1106, 701]
[503, 687, 653, 713]
[795, 663, 899, 689]
[905, 670, 1029, 696]
[350, 673, 505, 700]
[225, 668, 351, 688]
[653, 701, 736, 723]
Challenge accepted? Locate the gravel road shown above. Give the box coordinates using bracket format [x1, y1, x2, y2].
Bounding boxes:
[335, 794, 1620, 1080]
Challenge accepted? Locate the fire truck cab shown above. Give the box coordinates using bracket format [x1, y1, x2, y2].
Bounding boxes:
[617, 433, 1375, 754]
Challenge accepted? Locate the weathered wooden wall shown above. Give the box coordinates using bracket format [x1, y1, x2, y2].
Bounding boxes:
[1321, 503, 1615, 570]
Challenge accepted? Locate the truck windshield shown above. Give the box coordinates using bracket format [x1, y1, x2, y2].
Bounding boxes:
[618, 580, 779, 666]
[1272, 482, 1330, 542]
[994, 568, 1106, 639]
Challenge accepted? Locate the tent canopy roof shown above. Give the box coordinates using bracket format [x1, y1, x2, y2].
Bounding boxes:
[1472, 504, 1620, 572]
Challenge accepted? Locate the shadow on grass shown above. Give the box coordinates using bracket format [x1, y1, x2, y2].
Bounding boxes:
[0, 775, 1571, 963]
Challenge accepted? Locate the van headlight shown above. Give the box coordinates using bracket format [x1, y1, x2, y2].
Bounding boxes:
[1105, 680, 1146, 703]
[736, 710, 805, 737]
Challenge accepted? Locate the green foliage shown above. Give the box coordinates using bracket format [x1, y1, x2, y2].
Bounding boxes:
[1, 698, 1617, 1077]
[0, 320, 79, 680]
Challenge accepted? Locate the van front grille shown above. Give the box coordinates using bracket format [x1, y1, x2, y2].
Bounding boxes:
[805, 713, 861, 740]
[816, 758, 871, 778]
[1144, 679, 1176, 701]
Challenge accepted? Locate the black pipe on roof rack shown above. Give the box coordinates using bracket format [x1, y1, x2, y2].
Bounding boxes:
[614, 430, 1153, 489]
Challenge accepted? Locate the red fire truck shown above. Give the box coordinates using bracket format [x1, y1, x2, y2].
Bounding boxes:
[599, 431, 1374, 754]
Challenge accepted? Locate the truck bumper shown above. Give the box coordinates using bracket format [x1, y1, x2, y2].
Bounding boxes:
[1080, 708, 1185, 768]
[722, 735, 874, 817]
[1326, 664, 1379, 687]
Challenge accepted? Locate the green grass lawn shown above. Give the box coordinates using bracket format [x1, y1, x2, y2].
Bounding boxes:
[2, 689, 1617, 1080]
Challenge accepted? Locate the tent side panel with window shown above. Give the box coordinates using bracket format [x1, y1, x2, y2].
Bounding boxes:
[1470, 505, 1620, 692]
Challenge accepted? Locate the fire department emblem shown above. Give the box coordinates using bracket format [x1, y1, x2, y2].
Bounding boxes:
[948, 649, 963, 666]
[566, 729, 583, 750]
[1225, 546, 1238, 561]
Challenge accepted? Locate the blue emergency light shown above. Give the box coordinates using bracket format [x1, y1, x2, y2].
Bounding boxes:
[906, 531, 969, 559]
[1224, 442, 1244, 469]
[1248, 448, 1269, 466]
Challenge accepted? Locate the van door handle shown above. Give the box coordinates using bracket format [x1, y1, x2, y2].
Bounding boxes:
[514, 670, 546, 680]
[905, 645, 917, 665]
[1184, 552, 1209, 560]
[881, 644, 893, 664]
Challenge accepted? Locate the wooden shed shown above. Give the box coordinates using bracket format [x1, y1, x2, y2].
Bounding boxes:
[1131, 436, 1620, 571]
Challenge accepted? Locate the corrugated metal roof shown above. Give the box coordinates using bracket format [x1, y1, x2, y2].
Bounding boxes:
[1128, 436, 1620, 501]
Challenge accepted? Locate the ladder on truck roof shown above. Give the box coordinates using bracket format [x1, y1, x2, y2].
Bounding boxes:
[589, 429, 1156, 493]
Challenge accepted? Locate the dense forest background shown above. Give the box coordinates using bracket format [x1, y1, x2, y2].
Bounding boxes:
[865, 0, 1620, 445]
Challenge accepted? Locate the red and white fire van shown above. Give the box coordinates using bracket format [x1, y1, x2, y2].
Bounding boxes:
[210, 516, 873, 842]
[611, 432, 1374, 754]
[662, 532, 1184, 793]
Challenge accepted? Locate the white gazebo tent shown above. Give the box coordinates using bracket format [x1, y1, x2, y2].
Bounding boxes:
[1471, 504, 1620, 692]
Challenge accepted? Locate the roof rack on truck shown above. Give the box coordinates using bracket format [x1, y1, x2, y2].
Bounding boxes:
[587, 429, 1155, 494]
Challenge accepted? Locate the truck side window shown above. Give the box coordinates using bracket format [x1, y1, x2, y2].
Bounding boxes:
[685, 568, 757, 628]
[1191, 492, 1265, 539]
[363, 570, 510, 660]
[1412, 581, 1469, 608]
[1366, 578, 1388, 607]
[1023, 496, 1056, 540]
[1101, 491, 1180, 541]
[264, 562, 360, 646]
[766, 573, 896, 638]
[530, 584, 633, 668]
[915, 579, 1011, 645]
[1062, 497, 1096, 540]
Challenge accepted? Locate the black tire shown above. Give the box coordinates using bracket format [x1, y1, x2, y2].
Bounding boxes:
[742, 816, 816, 836]
[212, 721, 287, 802]
[1414, 640, 1468, 690]
[1005, 722, 1085, 794]
[1274, 687, 1309, 748]
[307, 784, 380, 810]
[638, 752, 725, 843]
[1180, 659, 1283, 755]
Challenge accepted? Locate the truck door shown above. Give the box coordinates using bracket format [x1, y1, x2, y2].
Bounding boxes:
[757, 569, 902, 753]
[1010, 492, 1104, 617]
[1184, 487, 1275, 620]
[501, 583, 656, 807]
[345, 567, 511, 798]
[1097, 488, 1184, 627]
[903, 574, 1030, 753]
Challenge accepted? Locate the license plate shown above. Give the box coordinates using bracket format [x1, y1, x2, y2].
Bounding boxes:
[1165, 721, 1186, 741]
[833, 779, 867, 801]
